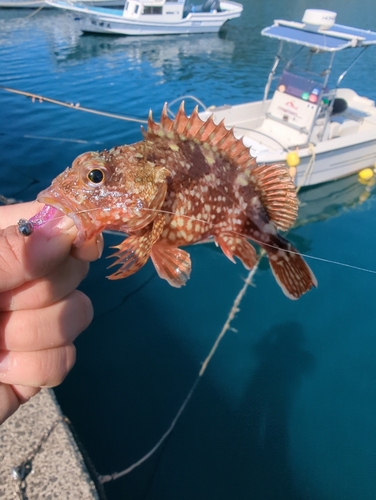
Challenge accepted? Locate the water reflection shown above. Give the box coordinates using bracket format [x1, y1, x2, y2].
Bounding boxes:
[296, 173, 376, 228]
[235, 323, 315, 500]
[52, 31, 235, 71]
[286, 173, 376, 258]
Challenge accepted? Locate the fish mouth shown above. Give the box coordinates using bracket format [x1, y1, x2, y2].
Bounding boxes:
[37, 193, 87, 244]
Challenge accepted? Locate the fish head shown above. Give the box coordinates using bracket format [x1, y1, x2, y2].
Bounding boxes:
[37, 149, 169, 245]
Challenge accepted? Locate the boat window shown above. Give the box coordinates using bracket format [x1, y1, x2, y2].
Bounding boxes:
[134, 4, 139, 12]
[124, 1, 128, 9]
[143, 6, 163, 14]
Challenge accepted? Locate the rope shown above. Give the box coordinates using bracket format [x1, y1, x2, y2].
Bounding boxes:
[98, 260, 261, 484]
[25, 4, 44, 18]
[296, 143, 316, 193]
[167, 95, 208, 118]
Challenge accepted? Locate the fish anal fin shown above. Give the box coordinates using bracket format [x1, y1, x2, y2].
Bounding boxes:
[252, 163, 298, 231]
[150, 243, 191, 288]
[265, 237, 317, 299]
[216, 233, 258, 270]
[107, 214, 165, 280]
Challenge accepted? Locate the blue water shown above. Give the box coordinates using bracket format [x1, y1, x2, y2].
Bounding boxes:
[1, 1, 376, 499]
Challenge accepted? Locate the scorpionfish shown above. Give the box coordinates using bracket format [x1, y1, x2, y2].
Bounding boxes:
[38, 103, 317, 299]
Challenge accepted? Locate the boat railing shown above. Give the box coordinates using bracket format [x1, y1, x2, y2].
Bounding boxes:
[235, 126, 289, 152]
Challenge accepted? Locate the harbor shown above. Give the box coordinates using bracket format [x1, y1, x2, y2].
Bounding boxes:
[1, 1, 376, 499]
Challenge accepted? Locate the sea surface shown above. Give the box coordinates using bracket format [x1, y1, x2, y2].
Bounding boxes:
[1, 1, 376, 499]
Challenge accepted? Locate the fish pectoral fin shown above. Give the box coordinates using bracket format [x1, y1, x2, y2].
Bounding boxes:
[251, 163, 298, 231]
[265, 238, 317, 299]
[107, 234, 152, 280]
[150, 243, 191, 288]
[107, 214, 165, 280]
[215, 234, 258, 270]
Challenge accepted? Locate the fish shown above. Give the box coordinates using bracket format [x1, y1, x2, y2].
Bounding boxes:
[37, 103, 317, 299]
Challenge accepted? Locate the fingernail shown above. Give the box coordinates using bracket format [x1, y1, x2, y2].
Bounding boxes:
[96, 235, 104, 259]
[48, 216, 76, 237]
[0, 352, 10, 373]
[55, 216, 75, 232]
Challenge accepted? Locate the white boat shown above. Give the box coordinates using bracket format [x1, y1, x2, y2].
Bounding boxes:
[45, 0, 242, 35]
[199, 10, 376, 187]
[0, 0, 125, 7]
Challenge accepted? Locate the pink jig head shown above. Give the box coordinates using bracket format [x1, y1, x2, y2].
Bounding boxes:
[17, 205, 58, 236]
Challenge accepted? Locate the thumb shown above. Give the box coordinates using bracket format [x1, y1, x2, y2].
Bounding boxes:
[0, 216, 77, 293]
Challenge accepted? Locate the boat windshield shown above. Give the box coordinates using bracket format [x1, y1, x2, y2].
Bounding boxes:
[183, 0, 220, 16]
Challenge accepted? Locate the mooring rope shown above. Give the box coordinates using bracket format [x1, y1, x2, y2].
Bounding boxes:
[98, 261, 260, 484]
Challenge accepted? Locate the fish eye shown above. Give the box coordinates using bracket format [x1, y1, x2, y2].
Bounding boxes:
[87, 168, 105, 184]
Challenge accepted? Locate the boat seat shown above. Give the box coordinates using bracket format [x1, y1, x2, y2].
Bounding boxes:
[336, 88, 375, 108]
[328, 121, 341, 139]
[338, 120, 360, 136]
[328, 118, 359, 138]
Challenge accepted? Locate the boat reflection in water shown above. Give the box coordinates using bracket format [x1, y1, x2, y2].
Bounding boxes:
[51, 28, 235, 70]
[295, 170, 376, 228]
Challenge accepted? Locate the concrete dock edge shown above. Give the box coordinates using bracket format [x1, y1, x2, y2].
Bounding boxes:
[0, 388, 102, 499]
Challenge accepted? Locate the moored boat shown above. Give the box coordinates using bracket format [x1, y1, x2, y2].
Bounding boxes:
[45, 0, 243, 35]
[199, 9, 376, 187]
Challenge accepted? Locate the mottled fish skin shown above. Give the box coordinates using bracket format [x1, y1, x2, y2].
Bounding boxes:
[37, 103, 317, 299]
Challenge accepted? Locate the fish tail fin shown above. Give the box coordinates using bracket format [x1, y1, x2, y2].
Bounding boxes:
[264, 237, 317, 299]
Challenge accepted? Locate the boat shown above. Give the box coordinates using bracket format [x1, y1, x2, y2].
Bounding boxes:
[199, 9, 376, 187]
[0, 0, 126, 7]
[45, 0, 243, 35]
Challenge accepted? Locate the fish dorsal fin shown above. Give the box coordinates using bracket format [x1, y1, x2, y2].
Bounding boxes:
[251, 163, 298, 231]
[146, 102, 257, 171]
[146, 103, 298, 230]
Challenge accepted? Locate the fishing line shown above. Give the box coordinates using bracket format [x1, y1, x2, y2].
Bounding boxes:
[45, 205, 376, 276]
[23, 134, 103, 145]
[13, 196, 376, 483]
[0, 85, 149, 124]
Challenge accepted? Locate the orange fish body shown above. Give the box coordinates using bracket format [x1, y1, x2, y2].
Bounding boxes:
[38, 103, 317, 299]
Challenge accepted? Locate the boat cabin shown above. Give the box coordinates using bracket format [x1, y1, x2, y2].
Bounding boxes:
[122, 0, 221, 21]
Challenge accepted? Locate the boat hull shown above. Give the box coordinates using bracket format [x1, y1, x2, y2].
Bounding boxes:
[286, 139, 376, 187]
[77, 14, 234, 34]
[200, 98, 376, 187]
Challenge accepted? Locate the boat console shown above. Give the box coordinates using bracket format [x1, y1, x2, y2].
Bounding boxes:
[258, 71, 333, 147]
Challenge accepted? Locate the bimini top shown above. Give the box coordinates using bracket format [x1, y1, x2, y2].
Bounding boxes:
[262, 9, 376, 52]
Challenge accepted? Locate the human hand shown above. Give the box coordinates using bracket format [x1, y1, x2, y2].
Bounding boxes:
[0, 201, 103, 425]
